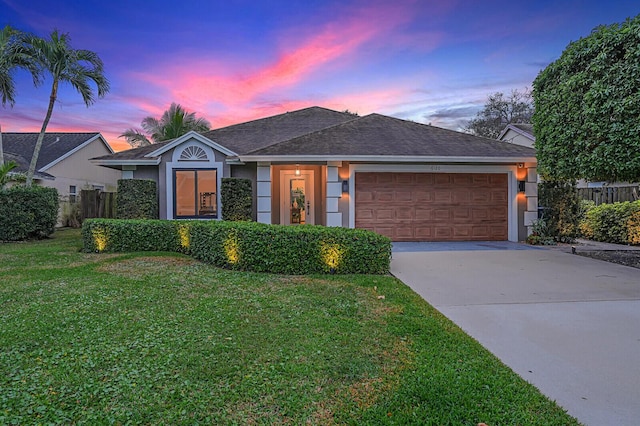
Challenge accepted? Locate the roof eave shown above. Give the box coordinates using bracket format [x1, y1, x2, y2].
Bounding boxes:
[237, 155, 537, 163]
[90, 158, 161, 169]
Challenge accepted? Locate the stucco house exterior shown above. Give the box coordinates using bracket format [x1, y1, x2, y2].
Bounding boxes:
[92, 107, 538, 242]
[2, 132, 120, 200]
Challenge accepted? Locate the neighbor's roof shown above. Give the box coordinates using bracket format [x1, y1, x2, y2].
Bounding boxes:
[2, 132, 109, 173]
[498, 123, 535, 142]
[245, 113, 537, 159]
[3, 152, 54, 180]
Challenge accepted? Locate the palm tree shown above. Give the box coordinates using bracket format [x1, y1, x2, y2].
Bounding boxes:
[25, 29, 109, 186]
[0, 160, 18, 189]
[120, 102, 211, 148]
[0, 25, 41, 166]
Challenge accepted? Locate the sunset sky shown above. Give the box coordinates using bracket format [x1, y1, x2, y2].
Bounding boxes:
[1, 0, 638, 151]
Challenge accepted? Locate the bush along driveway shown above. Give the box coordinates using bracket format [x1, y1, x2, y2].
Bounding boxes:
[0, 229, 578, 425]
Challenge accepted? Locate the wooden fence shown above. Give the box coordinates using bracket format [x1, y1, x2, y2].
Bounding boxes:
[577, 185, 639, 205]
[81, 189, 116, 219]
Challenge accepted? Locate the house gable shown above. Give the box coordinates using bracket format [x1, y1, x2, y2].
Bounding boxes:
[498, 124, 536, 149]
[147, 131, 238, 158]
[40, 134, 114, 171]
[160, 136, 227, 220]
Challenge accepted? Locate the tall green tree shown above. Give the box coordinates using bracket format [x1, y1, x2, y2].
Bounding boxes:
[466, 89, 533, 139]
[533, 14, 640, 182]
[0, 25, 41, 166]
[120, 102, 211, 148]
[25, 30, 109, 186]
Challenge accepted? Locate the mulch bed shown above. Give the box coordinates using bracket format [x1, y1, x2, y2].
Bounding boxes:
[575, 250, 640, 269]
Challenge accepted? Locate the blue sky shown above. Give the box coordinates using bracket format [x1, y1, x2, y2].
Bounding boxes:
[1, 0, 638, 150]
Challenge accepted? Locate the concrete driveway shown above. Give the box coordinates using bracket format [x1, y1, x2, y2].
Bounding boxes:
[391, 243, 640, 426]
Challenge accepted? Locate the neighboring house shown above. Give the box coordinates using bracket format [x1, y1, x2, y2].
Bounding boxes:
[498, 123, 535, 149]
[92, 107, 538, 242]
[2, 132, 120, 201]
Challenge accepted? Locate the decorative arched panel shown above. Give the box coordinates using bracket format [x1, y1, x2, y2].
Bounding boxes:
[179, 145, 208, 161]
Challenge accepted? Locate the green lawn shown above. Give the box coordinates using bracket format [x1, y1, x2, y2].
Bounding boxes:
[0, 229, 579, 425]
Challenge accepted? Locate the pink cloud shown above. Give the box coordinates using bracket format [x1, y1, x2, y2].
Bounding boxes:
[129, 0, 419, 113]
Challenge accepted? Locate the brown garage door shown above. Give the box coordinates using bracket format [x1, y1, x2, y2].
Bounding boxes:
[355, 172, 508, 241]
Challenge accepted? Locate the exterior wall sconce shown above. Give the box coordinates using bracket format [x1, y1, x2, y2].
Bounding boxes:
[295, 164, 300, 176]
[518, 180, 526, 193]
[342, 180, 349, 193]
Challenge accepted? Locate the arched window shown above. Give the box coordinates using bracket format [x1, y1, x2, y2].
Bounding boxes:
[179, 145, 208, 161]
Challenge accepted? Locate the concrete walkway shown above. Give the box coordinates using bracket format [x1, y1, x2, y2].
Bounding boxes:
[391, 244, 640, 426]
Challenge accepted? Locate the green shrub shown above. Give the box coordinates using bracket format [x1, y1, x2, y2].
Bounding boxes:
[627, 210, 640, 245]
[221, 178, 252, 221]
[81, 219, 391, 274]
[580, 201, 640, 245]
[82, 219, 191, 253]
[116, 179, 158, 219]
[538, 180, 582, 242]
[526, 218, 556, 245]
[577, 199, 596, 239]
[0, 186, 59, 241]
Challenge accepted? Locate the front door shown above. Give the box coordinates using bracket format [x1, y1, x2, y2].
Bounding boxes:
[280, 170, 314, 225]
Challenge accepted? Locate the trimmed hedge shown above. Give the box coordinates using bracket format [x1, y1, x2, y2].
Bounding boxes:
[538, 180, 582, 242]
[82, 219, 191, 254]
[116, 179, 158, 219]
[221, 178, 252, 221]
[0, 186, 58, 241]
[579, 200, 640, 245]
[82, 219, 391, 275]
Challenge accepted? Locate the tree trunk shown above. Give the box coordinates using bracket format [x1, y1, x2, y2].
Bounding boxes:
[0, 124, 4, 166]
[26, 79, 58, 187]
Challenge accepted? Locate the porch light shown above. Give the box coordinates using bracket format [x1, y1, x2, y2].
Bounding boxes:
[342, 180, 349, 193]
[295, 164, 300, 176]
[518, 180, 526, 193]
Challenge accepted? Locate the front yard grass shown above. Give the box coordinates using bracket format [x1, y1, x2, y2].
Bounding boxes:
[0, 229, 578, 425]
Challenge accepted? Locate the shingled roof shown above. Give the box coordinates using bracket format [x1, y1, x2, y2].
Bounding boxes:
[245, 113, 537, 158]
[2, 132, 108, 174]
[93, 107, 536, 164]
[94, 107, 357, 162]
[201, 106, 356, 155]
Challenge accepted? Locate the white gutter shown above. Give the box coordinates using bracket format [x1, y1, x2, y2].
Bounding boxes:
[237, 155, 537, 163]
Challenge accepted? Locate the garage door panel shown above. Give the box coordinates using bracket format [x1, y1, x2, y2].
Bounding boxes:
[452, 207, 471, 220]
[376, 191, 394, 202]
[356, 190, 373, 202]
[396, 208, 414, 220]
[355, 172, 508, 242]
[434, 191, 452, 202]
[434, 174, 452, 185]
[414, 190, 432, 201]
[394, 174, 414, 184]
[452, 190, 472, 203]
[375, 209, 394, 220]
[396, 190, 413, 202]
[415, 174, 435, 185]
[415, 208, 433, 220]
[414, 226, 433, 238]
[395, 227, 414, 239]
